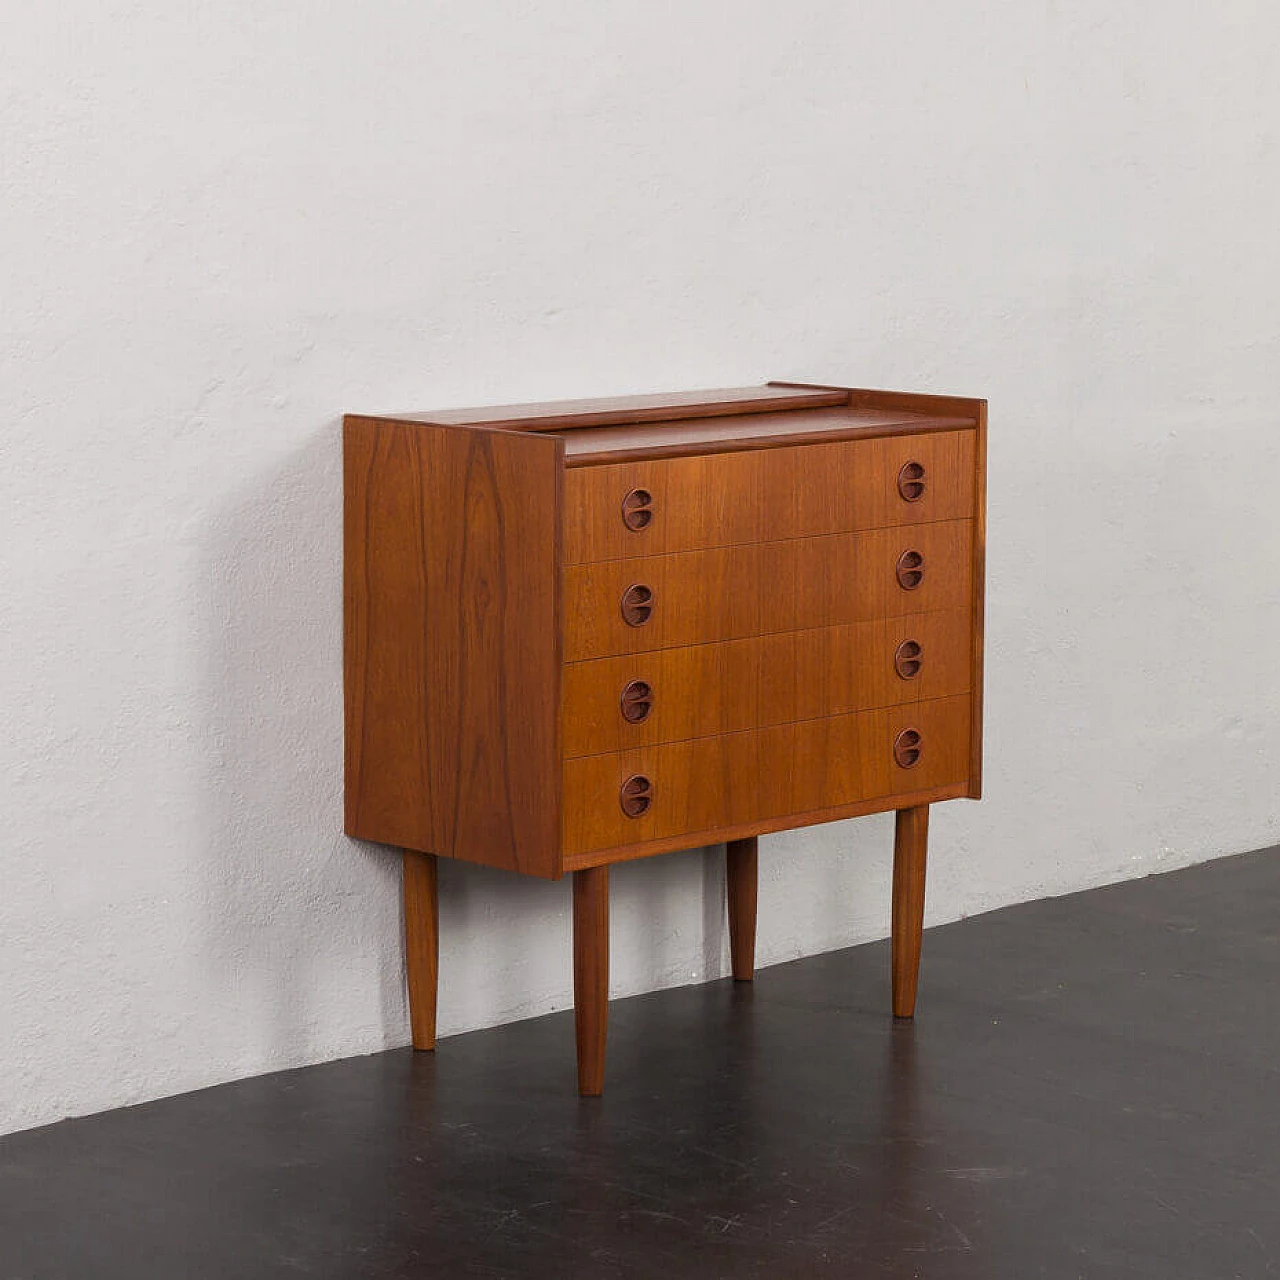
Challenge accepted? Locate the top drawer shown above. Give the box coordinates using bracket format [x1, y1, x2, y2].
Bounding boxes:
[563, 429, 975, 563]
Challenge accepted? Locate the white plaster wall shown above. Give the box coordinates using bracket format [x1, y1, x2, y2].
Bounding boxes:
[3, 0, 1278, 1136]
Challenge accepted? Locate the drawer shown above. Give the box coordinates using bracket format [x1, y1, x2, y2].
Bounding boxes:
[757, 695, 970, 820]
[563, 519, 973, 661]
[564, 450, 760, 563]
[764, 429, 975, 542]
[561, 609, 972, 758]
[562, 430, 975, 563]
[561, 695, 971, 856]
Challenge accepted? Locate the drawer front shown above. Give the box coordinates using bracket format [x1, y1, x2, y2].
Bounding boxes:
[563, 519, 973, 661]
[757, 695, 970, 821]
[562, 609, 972, 758]
[563, 429, 975, 563]
[564, 450, 761, 563]
[764, 429, 975, 541]
[561, 695, 971, 856]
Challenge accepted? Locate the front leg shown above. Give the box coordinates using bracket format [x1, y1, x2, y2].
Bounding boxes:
[891, 806, 929, 1018]
[403, 851, 439, 1049]
[573, 866, 610, 1096]
[726, 837, 758, 980]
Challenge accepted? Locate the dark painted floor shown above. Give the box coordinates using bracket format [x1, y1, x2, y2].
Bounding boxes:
[3, 848, 1279, 1279]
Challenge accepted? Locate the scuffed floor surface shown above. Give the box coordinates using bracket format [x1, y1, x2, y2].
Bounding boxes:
[2, 846, 1279, 1278]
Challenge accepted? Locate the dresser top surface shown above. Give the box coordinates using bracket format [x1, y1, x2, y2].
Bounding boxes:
[554, 405, 974, 461]
[394, 384, 841, 429]
[376, 383, 982, 465]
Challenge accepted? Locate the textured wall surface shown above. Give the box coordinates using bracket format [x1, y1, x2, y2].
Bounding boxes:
[3, 1, 1278, 1135]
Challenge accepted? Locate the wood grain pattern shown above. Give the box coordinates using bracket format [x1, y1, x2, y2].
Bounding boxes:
[726, 837, 758, 981]
[562, 694, 970, 858]
[563, 521, 973, 661]
[573, 866, 609, 1096]
[564, 449, 761, 563]
[344, 416, 563, 878]
[561, 609, 972, 758]
[563, 429, 973, 549]
[758, 697, 969, 822]
[763, 429, 975, 540]
[558, 409, 974, 465]
[562, 635, 758, 758]
[891, 805, 930, 1018]
[403, 851, 439, 1050]
[761, 611, 972, 727]
[968, 401, 988, 798]
[563, 731, 760, 857]
[560, 414, 967, 465]
[562, 781, 968, 871]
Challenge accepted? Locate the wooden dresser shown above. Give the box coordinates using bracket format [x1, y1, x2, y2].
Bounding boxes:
[344, 382, 986, 1094]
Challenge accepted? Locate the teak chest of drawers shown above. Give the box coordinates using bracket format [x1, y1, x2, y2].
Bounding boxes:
[344, 381, 986, 1094]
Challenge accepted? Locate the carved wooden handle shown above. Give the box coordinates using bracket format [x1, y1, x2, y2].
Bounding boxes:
[620, 583, 654, 627]
[893, 728, 923, 769]
[621, 488, 653, 531]
[620, 679, 654, 723]
[895, 550, 924, 591]
[897, 461, 926, 502]
[619, 774, 653, 817]
[894, 639, 923, 680]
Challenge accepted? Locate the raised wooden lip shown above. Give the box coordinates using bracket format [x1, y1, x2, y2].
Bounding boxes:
[365, 383, 984, 468]
[392, 384, 849, 432]
[558, 415, 976, 466]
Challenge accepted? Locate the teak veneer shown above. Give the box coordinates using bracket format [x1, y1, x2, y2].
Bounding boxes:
[344, 381, 987, 1094]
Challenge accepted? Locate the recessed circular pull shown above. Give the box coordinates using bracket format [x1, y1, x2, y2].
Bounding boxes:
[895, 550, 925, 591]
[621, 488, 653, 532]
[893, 728, 923, 769]
[619, 774, 654, 818]
[894, 639, 923, 680]
[620, 583, 654, 627]
[620, 679, 654, 724]
[897, 461, 927, 503]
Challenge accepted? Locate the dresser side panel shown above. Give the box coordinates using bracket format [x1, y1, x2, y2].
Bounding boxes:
[344, 417, 563, 878]
[968, 406, 988, 797]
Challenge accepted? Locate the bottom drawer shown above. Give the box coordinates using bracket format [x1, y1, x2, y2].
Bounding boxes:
[561, 694, 971, 857]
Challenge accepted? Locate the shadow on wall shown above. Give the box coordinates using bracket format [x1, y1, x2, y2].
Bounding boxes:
[192, 420, 736, 1067]
[610, 844, 731, 993]
[424, 828, 733, 1035]
[195, 419, 402, 1069]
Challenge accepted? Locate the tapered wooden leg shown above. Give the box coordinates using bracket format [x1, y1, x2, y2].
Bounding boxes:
[891, 806, 929, 1019]
[726, 837, 758, 981]
[573, 866, 609, 1096]
[403, 851, 439, 1050]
